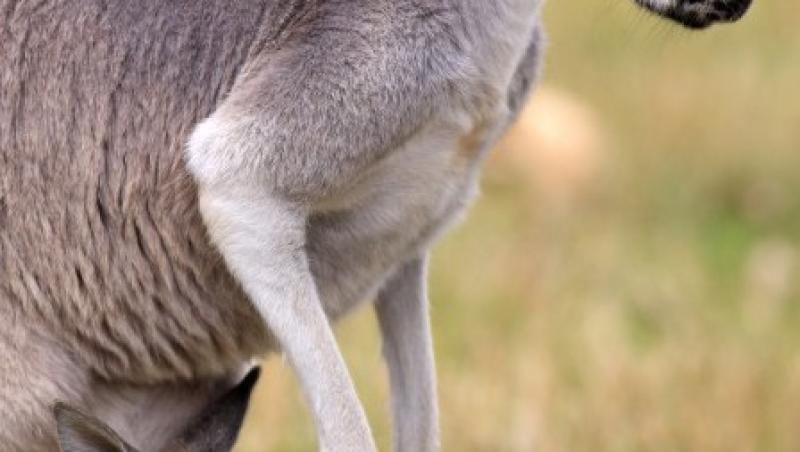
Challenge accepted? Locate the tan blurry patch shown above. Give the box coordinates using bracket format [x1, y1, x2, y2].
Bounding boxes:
[743, 239, 797, 330]
[456, 118, 491, 163]
[492, 85, 606, 206]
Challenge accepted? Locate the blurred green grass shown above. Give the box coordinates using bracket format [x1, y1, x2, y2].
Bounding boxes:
[236, 1, 800, 450]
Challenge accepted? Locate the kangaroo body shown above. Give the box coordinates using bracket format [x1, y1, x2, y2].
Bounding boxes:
[2, 1, 543, 450]
[1, 0, 751, 449]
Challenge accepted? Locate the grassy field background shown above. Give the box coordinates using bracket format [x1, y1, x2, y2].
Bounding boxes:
[236, 1, 800, 450]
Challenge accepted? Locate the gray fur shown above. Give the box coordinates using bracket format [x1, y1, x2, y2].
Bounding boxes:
[1, 1, 543, 449]
[54, 367, 261, 452]
[2, 2, 270, 449]
[1, 0, 748, 450]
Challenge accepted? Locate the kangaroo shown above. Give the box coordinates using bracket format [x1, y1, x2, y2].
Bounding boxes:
[0, 1, 751, 451]
[54, 367, 260, 452]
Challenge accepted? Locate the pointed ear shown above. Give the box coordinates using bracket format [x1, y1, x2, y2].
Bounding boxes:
[53, 402, 139, 452]
[169, 366, 261, 452]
